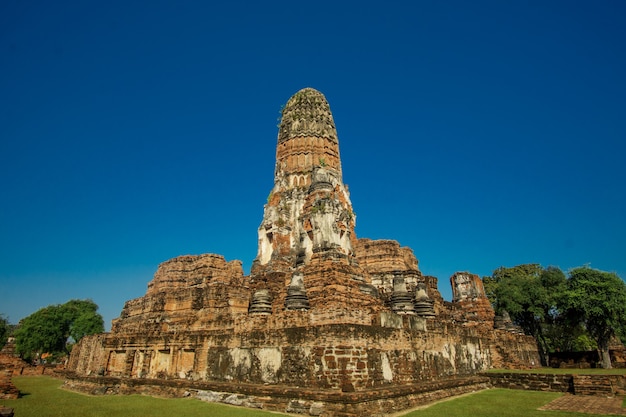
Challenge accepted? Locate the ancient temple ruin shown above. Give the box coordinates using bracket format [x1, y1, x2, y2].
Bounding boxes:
[67, 88, 539, 416]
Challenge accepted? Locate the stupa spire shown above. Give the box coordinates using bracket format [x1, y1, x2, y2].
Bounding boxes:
[255, 88, 356, 266]
[275, 87, 342, 182]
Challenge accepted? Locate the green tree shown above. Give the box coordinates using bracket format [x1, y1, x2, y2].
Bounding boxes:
[14, 299, 104, 362]
[0, 314, 10, 350]
[484, 264, 566, 365]
[561, 267, 626, 368]
[66, 300, 105, 342]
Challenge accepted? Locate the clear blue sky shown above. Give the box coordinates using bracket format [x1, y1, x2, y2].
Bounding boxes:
[2, 1, 625, 330]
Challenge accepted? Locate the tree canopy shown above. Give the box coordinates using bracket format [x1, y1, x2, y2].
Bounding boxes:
[13, 299, 104, 362]
[484, 264, 626, 368]
[560, 266, 626, 368]
[483, 264, 566, 365]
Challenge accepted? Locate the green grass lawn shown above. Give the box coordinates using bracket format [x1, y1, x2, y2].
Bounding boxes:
[1, 376, 290, 417]
[1, 376, 623, 417]
[400, 388, 621, 417]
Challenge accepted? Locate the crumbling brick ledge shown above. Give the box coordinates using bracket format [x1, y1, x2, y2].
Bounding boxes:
[63, 373, 490, 417]
[481, 372, 626, 396]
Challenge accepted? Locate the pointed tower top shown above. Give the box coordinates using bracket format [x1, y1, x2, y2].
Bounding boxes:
[278, 88, 338, 144]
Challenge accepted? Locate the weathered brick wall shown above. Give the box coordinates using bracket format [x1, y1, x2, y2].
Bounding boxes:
[572, 374, 626, 396]
[0, 353, 28, 371]
[484, 372, 574, 392]
[0, 352, 53, 376]
[67, 334, 108, 376]
[354, 239, 419, 275]
[146, 254, 244, 295]
[67, 242, 540, 414]
[71, 313, 539, 391]
[0, 369, 19, 400]
[110, 255, 249, 334]
[484, 372, 626, 396]
[487, 330, 541, 369]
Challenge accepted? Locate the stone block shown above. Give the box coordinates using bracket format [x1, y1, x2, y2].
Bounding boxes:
[0, 407, 14, 417]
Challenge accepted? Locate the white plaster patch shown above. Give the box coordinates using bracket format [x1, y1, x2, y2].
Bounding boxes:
[257, 347, 282, 383]
[466, 343, 477, 369]
[155, 350, 170, 374]
[229, 348, 252, 375]
[380, 312, 403, 328]
[443, 343, 456, 359]
[380, 352, 393, 381]
[442, 343, 457, 372]
[310, 402, 325, 416]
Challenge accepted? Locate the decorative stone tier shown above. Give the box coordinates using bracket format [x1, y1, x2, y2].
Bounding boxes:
[70, 309, 539, 392]
[146, 254, 244, 295]
[276, 136, 341, 177]
[354, 239, 419, 274]
[111, 254, 248, 334]
[300, 251, 380, 313]
[64, 374, 491, 417]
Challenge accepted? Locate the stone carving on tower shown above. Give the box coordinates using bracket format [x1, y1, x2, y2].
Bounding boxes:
[254, 88, 355, 268]
[250, 88, 376, 313]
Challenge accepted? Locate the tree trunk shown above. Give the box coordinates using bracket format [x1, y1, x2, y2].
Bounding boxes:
[536, 335, 549, 367]
[535, 327, 549, 367]
[598, 339, 612, 369]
